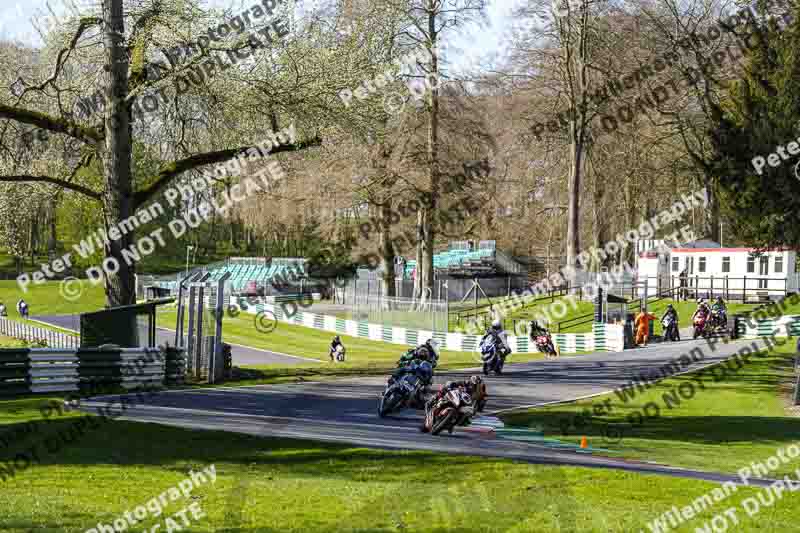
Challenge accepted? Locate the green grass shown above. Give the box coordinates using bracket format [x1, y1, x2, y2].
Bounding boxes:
[2, 396, 800, 532]
[501, 338, 800, 475]
[0, 280, 106, 318]
[0, 335, 27, 347]
[156, 309, 546, 375]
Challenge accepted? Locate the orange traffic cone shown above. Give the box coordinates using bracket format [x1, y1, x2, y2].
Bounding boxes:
[580, 436, 588, 449]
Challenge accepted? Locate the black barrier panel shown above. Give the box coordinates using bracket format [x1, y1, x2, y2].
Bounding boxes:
[76, 348, 123, 393]
[0, 350, 30, 395]
[80, 309, 140, 348]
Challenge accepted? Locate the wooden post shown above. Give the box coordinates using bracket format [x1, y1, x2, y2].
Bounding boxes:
[795, 345, 800, 405]
[743, 276, 747, 303]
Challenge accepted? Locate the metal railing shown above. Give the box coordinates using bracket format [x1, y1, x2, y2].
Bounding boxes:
[0, 317, 79, 349]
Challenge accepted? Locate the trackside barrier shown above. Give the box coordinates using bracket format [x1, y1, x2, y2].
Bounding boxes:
[736, 315, 800, 339]
[0, 346, 185, 397]
[239, 303, 626, 354]
[0, 317, 79, 348]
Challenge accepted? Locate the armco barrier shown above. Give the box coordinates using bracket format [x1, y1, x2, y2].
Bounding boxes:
[239, 301, 626, 354]
[0, 346, 183, 396]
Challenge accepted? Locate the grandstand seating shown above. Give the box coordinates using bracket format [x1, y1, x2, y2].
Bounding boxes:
[148, 243, 524, 294]
[401, 247, 505, 279]
[150, 258, 310, 293]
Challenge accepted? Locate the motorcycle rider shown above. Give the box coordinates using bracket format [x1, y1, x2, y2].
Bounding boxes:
[329, 335, 344, 362]
[386, 359, 433, 406]
[692, 298, 710, 321]
[421, 376, 484, 433]
[711, 296, 727, 326]
[529, 319, 558, 357]
[529, 319, 548, 338]
[480, 319, 510, 373]
[397, 338, 440, 369]
[389, 339, 439, 388]
[661, 304, 679, 340]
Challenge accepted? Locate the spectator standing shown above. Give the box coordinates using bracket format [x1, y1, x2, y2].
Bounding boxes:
[679, 268, 688, 301]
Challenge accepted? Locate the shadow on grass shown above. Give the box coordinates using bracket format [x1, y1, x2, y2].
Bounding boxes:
[501, 350, 799, 447]
[0, 413, 494, 485]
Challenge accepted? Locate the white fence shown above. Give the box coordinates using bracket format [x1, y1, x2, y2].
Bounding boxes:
[0, 317, 79, 349]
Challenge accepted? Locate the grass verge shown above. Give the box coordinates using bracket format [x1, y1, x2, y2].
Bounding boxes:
[1, 396, 799, 532]
[500, 338, 800, 475]
[156, 309, 548, 373]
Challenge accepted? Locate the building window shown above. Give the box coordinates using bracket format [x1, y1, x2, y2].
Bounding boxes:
[747, 256, 755, 273]
[671, 257, 679, 272]
[722, 257, 730, 273]
[698, 257, 706, 273]
[775, 256, 784, 274]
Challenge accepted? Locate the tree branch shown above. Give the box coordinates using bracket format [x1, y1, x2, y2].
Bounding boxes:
[0, 175, 102, 199]
[0, 104, 103, 144]
[133, 136, 322, 207]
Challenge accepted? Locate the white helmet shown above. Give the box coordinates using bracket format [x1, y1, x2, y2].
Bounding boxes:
[426, 338, 440, 357]
[491, 319, 502, 330]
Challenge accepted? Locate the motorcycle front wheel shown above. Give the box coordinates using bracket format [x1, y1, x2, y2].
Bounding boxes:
[379, 391, 400, 418]
[431, 409, 457, 436]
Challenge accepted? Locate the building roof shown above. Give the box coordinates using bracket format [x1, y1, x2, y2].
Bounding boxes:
[671, 246, 793, 253]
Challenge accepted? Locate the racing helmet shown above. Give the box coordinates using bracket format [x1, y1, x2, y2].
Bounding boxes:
[491, 319, 502, 331]
[469, 375, 483, 387]
[426, 339, 440, 358]
[666, 304, 673, 309]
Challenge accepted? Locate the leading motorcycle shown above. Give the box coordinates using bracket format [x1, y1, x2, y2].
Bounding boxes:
[423, 387, 475, 435]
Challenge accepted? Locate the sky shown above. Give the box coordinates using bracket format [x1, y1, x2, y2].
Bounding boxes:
[0, 0, 522, 74]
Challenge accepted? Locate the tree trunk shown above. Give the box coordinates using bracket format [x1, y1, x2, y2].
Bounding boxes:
[566, 140, 584, 273]
[704, 175, 719, 242]
[47, 194, 57, 257]
[590, 172, 605, 273]
[101, 0, 135, 307]
[564, 9, 590, 274]
[417, 2, 440, 305]
[379, 203, 396, 298]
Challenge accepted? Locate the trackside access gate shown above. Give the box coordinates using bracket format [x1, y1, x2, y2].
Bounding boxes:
[175, 272, 229, 383]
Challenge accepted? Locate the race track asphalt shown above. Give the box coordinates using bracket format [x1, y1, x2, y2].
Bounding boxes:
[80, 334, 783, 486]
[33, 314, 319, 366]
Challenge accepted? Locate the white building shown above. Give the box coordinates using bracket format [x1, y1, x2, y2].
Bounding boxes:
[637, 240, 798, 301]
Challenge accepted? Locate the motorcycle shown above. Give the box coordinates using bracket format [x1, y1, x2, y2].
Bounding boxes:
[378, 372, 424, 418]
[662, 315, 680, 342]
[481, 343, 507, 375]
[424, 387, 475, 435]
[480, 334, 508, 375]
[693, 314, 710, 339]
[710, 309, 727, 332]
[534, 333, 559, 358]
[333, 344, 346, 362]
